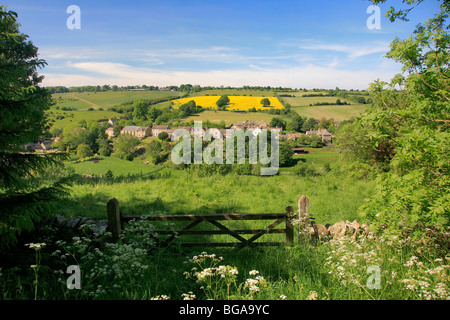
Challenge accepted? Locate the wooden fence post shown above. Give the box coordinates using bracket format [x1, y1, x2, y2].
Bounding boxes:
[107, 198, 121, 242]
[298, 196, 310, 242]
[285, 206, 294, 246]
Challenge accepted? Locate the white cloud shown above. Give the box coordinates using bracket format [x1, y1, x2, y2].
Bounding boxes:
[298, 41, 390, 60]
[42, 61, 399, 90]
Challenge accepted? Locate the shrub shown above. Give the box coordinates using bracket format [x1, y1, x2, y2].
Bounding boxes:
[233, 164, 252, 176]
[158, 132, 169, 141]
[98, 145, 112, 157]
[293, 162, 318, 177]
[76, 144, 93, 159]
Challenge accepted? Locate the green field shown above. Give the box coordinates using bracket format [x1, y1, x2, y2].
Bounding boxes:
[282, 96, 351, 106]
[190, 89, 277, 97]
[278, 94, 368, 121]
[67, 156, 161, 176]
[62, 168, 373, 223]
[52, 90, 184, 110]
[291, 104, 366, 122]
[47, 109, 123, 129]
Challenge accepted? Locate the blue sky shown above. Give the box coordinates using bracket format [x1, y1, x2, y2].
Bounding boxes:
[3, 0, 441, 89]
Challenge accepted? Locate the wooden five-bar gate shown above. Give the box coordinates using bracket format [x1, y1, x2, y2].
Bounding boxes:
[107, 196, 311, 251]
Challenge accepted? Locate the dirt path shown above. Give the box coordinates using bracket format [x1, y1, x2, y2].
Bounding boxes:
[71, 94, 104, 109]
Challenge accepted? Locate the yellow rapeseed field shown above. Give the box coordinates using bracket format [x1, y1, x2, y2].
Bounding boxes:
[172, 96, 284, 111]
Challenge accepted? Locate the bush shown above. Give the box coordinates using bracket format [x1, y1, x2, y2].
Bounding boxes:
[105, 169, 114, 179]
[293, 162, 318, 177]
[233, 164, 252, 176]
[158, 132, 169, 141]
[76, 144, 93, 159]
[99, 145, 112, 157]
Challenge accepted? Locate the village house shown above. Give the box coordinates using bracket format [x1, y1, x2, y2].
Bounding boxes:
[306, 128, 332, 142]
[228, 120, 282, 138]
[152, 124, 170, 137]
[191, 126, 206, 139]
[105, 127, 115, 138]
[231, 120, 270, 130]
[120, 126, 151, 139]
[177, 126, 192, 133]
[23, 142, 43, 152]
[149, 120, 283, 142]
[205, 128, 224, 140]
[23, 140, 53, 152]
[108, 118, 118, 126]
[165, 129, 175, 138]
[281, 133, 304, 141]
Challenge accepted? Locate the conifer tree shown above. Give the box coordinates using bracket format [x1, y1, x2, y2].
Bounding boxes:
[0, 7, 68, 250]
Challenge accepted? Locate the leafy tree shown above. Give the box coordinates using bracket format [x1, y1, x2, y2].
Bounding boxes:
[98, 145, 112, 157]
[148, 106, 162, 122]
[179, 100, 201, 116]
[0, 7, 68, 250]
[113, 125, 124, 137]
[114, 134, 140, 160]
[158, 132, 169, 141]
[338, 1, 450, 234]
[278, 141, 294, 167]
[216, 95, 230, 110]
[302, 117, 317, 132]
[269, 117, 286, 130]
[76, 144, 93, 159]
[260, 98, 271, 107]
[287, 115, 305, 132]
[132, 100, 149, 121]
[50, 127, 63, 138]
[55, 124, 89, 151]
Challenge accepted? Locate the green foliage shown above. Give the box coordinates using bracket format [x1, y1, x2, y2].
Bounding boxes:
[132, 100, 149, 121]
[0, 6, 69, 250]
[97, 138, 112, 157]
[260, 98, 271, 107]
[178, 100, 203, 117]
[293, 162, 318, 177]
[158, 132, 169, 141]
[114, 134, 140, 160]
[76, 144, 93, 159]
[286, 115, 305, 133]
[55, 124, 89, 151]
[233, 164, 253, 175]
[216, 95, 230, 110]
[302, 117, 317, 132]
[269, 117, 286, 130]
[338, 2, 450, 234]
[278, 142, 294, 167]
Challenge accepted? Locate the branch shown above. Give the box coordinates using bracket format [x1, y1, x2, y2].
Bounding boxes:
[434, 46, 450, 92]
[420, 113, 450, 124]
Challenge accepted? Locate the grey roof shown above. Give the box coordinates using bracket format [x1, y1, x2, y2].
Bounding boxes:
[122, 126, 149, 131]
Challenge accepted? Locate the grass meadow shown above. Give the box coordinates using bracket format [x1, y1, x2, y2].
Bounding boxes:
[52, 91, 184, 110]
[290, 104, 367, 122]
[47, 109, 124, 129]
[4, 157, 449, 301]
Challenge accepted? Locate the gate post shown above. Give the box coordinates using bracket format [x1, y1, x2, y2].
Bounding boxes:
[298, 196, 310, 242]
[285, 206, 294, 246]
[107, 198, 122, 242]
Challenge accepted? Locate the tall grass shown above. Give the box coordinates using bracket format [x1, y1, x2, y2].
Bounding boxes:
[56, 168, 374, 225]
[2, 159, 448, 301]
[3, 221, 448, 300]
